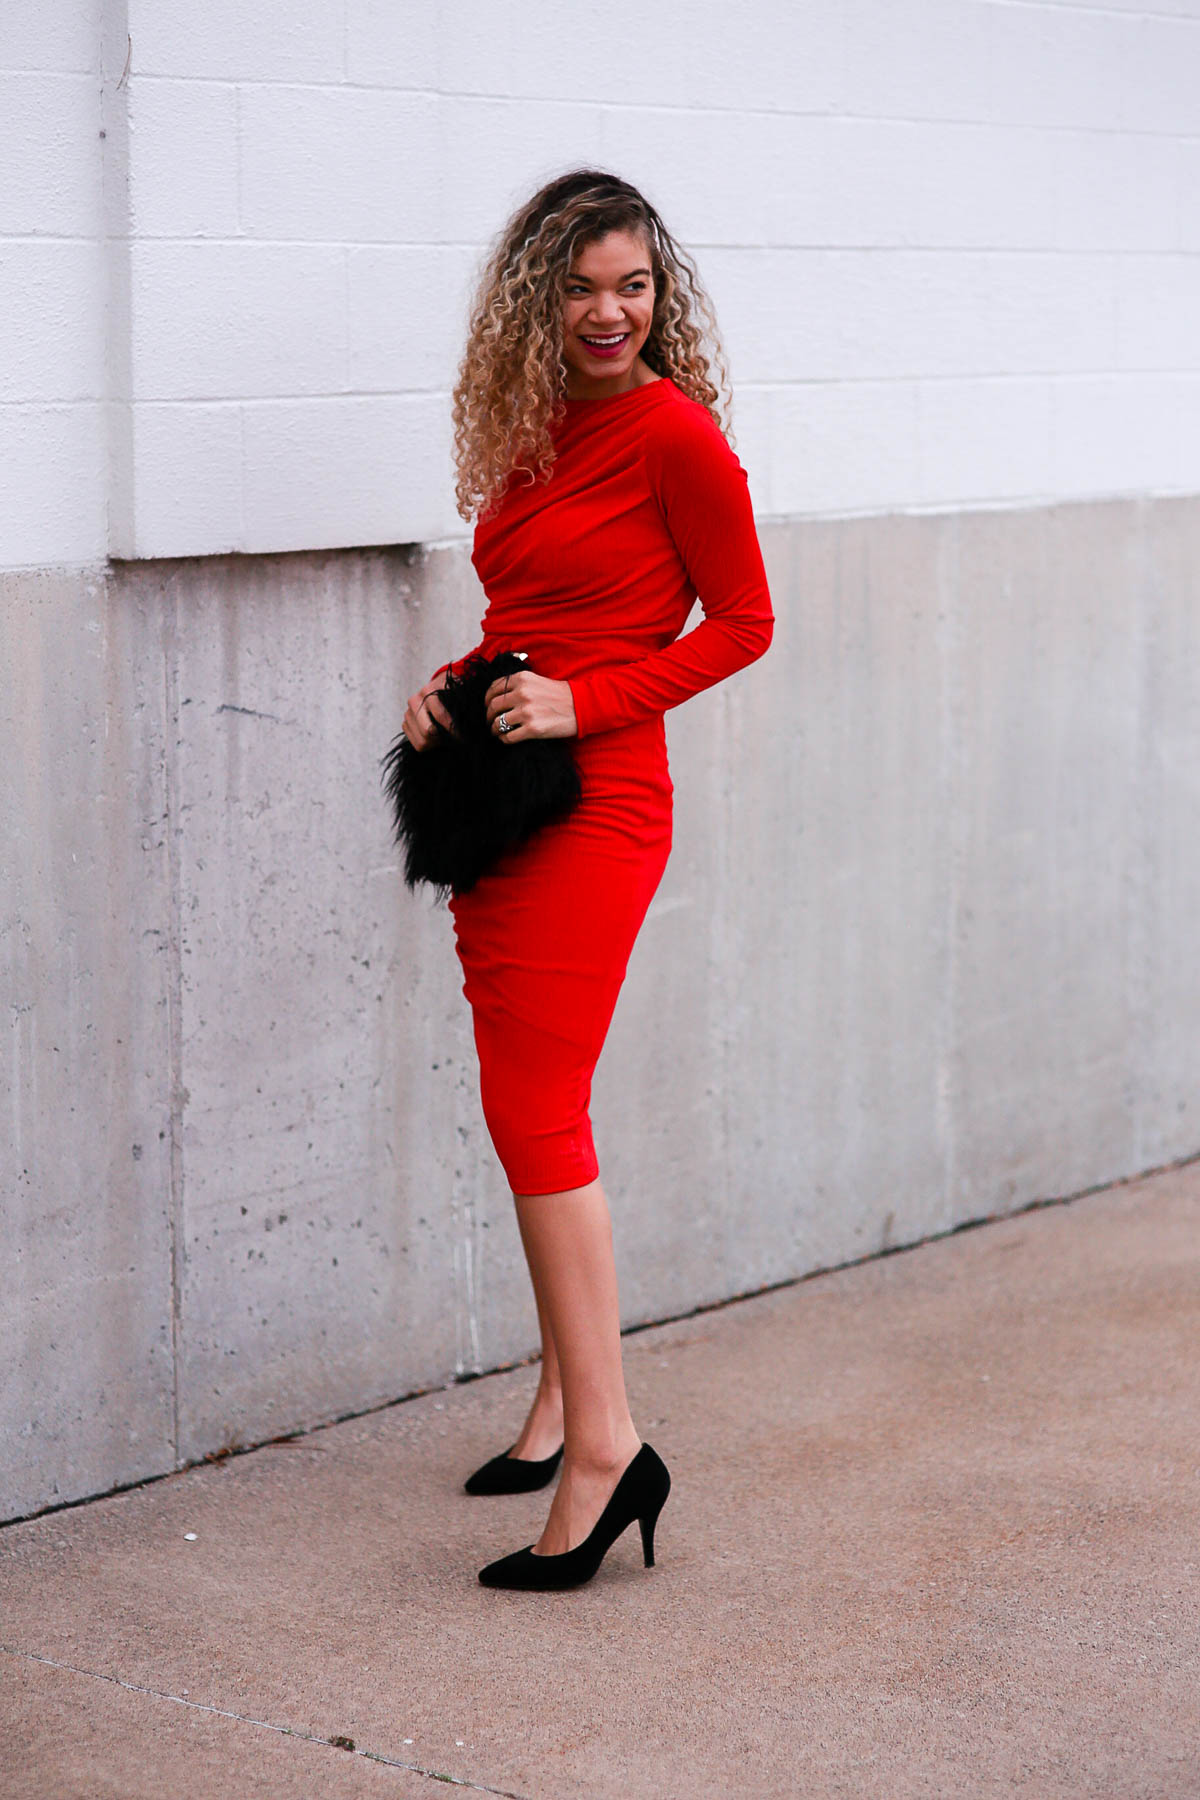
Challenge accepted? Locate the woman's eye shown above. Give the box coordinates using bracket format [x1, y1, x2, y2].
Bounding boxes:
[566, 282, 648, 295]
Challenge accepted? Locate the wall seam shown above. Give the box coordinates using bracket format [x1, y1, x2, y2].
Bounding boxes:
[1128, 497, 1156, 1170]
[100, 0, 134, 558]
[160, 571, 185, 1464]
[935, 513, 966, 1226]
[719, 677, 737, 1271]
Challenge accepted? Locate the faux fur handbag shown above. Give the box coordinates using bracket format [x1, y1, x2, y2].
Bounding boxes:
[379, 650, 583, 898]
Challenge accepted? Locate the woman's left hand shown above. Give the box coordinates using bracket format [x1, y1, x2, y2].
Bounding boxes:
[484, 670, 578, 743]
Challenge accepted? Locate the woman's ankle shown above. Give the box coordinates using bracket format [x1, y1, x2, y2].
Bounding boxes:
[564, 1426, 641, 1475]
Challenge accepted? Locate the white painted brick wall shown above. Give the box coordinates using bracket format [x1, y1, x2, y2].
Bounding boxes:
[0, 19, 109, 567]
[2, 1, 1198, 567]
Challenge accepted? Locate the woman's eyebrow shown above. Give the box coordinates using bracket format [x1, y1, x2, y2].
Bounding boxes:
[568, 267, 652, 282]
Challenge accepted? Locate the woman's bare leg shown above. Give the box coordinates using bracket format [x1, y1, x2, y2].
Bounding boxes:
[512, 1177, 642, 1555]
[507, 1263, 565, 1460]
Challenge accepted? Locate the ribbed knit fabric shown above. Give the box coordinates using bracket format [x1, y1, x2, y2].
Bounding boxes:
[442, 375, 774, 1195]
[442, 375, 775, 728]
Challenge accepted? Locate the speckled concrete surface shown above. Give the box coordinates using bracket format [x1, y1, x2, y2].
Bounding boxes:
[0, 1653, 435, 1799]
[2, 1161, 1198, 1799]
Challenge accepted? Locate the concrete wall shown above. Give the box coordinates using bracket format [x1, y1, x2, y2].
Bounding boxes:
[4, 1, 1199, 567]
[4, 494, 1198, 1521]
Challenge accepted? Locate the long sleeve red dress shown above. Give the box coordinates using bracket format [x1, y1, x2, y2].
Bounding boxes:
[441, 374, 774, 1196]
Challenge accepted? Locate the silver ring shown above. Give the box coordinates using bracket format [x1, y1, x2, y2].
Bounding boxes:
[496, 713, 511, 734]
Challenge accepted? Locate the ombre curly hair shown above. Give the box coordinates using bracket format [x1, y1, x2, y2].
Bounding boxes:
[451, 168, 732, 523]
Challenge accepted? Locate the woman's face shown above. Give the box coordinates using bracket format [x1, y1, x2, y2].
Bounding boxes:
[560, 229, 656, 399]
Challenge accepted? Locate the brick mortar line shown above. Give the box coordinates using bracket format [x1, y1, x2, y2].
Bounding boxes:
[54, 71, 1200, 132]
[9, 372, 1195, 414]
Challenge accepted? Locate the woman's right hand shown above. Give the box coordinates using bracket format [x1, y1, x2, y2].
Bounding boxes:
[402, 675, 455, 751]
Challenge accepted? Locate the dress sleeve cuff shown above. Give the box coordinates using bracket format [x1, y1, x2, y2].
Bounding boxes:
[566, 677, 593, 739]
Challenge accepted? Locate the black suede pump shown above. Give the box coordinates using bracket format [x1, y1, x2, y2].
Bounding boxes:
[463, 1440, 564, 1495]
[477, 1442, 671, 1590]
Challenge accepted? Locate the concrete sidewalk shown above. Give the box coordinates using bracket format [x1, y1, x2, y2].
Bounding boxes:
[2, 1163, 1198, 1799]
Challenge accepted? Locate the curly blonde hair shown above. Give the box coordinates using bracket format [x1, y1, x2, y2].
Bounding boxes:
[451, 168, 732, 523]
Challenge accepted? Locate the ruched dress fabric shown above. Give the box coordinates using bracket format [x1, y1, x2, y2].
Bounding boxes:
[442, 376, 774, 1195]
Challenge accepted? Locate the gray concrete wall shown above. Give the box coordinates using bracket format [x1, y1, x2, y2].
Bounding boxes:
[4, 495, 1198, 1522]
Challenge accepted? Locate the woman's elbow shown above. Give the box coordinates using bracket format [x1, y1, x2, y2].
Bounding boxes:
[742, 611, 774, 666]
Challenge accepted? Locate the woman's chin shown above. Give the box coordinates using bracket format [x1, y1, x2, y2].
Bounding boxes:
[566, 347, 649, 394]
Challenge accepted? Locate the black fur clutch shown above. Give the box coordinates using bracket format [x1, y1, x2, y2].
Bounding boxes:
[379, 650, 583, 898]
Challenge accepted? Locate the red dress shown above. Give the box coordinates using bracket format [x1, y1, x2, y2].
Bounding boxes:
[443, 375, 774, 1195]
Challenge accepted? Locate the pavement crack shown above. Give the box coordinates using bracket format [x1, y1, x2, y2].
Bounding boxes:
[1, 1647, 530, 1797]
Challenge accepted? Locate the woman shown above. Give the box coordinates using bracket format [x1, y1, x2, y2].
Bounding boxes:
[401, 168, 774, 1590]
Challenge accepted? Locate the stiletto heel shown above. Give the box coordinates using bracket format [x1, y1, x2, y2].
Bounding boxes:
[638, 1498, 664, 1567]
[478, 1442, 671, 1590]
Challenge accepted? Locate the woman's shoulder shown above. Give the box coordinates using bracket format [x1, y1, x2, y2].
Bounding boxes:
[641, 379, 745, 481]
[642, 379, 736, 457]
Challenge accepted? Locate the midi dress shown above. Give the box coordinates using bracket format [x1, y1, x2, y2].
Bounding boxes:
[440, 374, 774, 1196]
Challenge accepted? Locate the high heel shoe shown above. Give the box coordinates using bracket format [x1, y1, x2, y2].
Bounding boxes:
[477, 1442, 671, 1589]
[463, 1440, 564, 1495]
